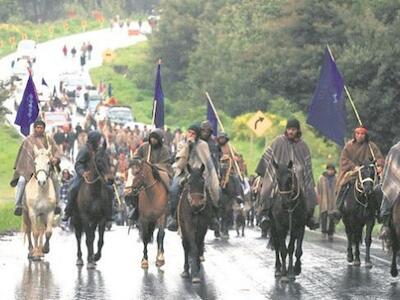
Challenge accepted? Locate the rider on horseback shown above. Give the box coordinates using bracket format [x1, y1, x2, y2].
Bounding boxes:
[379, 142, 400, 240]
[167, 124, 220, 231]
[128, 128, 173, 222]
[61, 131, 113, 222]
[216, 132, 245, 203]
[333, 125, 384, 220]
[11, 120, 62, 216]
[256, 118, 319, 231]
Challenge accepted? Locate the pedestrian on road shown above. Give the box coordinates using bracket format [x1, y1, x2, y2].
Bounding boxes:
[87, 41, 93, 60]
[317, 164, 337, 241]
[108, 82, 113, 97]
[80, 53, 86, 71]
[62, 44, 68, 57]
[71, 46, 77, 58]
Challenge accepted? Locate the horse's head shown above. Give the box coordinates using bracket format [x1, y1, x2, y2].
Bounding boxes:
[272, 160, 299, 208]
[93, 147, 111, 181]
[33, 145, 51, 187]
[357, 159, 377, 196]
[272, 160, 294, 193]
[186, 164, 206, 212]
[127, 159, 146, 191]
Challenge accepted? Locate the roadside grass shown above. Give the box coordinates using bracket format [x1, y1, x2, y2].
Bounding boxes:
[0, 201, 20, 233]
[0, 18, 106, 58]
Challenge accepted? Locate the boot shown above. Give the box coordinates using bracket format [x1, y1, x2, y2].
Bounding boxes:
[306, 215, 320, 230]
[259, 210, 270, 232]
[332, 184, 350, 222]
[209, 205, 220, 232]
[128, 196, 139, 223]
[14, 177, 26, 216]
[61, 189, 75, 222]
[167, 213, 178, 232]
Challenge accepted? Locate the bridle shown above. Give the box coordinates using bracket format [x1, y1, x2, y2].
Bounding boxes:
[126, 161, 157, 196]
[34, 168, 50, 180]
[276, 169, 300, 232]
[83, 150, 107, 185]
[353, 164, 377, 208]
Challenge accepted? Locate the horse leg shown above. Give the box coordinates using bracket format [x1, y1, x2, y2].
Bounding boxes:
[156, 226, 166, 267]
[189, 238, 200, 283]
[74, 221, 84, 266]
[353, 227, 361, 266]
[344, 222, 354, 263]
[294, 227, 305, 275]
[94, 222, 106, 262]
[287, 235, 296, 280]
[24, 212, 33, 259]
[85, 224, 96, 269]
[391, 228, 398, 277]
[181, 239, 190, 278]
[30, 214, 42, 261]
[43, 212, 54, 254]
[279, 235, 289, 283]
[364, 219, 374, 268]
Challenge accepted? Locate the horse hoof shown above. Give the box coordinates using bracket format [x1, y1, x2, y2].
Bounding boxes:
[181, 271, 190, 278]
[94, 253, 101, 262]
[156, 259, 165, 267]
[43, 246, 49, 254]
[199, 256, 205, 262]
[32, 256, 41, 262]
[391, 267, 398, 277]
[141, 259, 149, 269]
[275, 271, 282, 278]
[288, 274, 296, 280]
[280, 276, 289, 283]
[365, 262, 373, 269]
[87, 262, 96, 269]
[353, 260, 361, 267]
[192, 276, 201, 284]
[76, 259, 84, 266]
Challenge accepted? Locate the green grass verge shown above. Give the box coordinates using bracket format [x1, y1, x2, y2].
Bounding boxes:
[0, 201, 20, 232]
[0, 124, 21, 202]
[0, 18, 106, 58]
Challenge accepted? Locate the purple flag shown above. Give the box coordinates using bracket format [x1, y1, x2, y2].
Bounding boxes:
[207, 100, 218, 135]
[15, 75, 39, 136]
[41, 77, 48, 87]
[153, 63, 164, 129]
[307, 47, 346, 146]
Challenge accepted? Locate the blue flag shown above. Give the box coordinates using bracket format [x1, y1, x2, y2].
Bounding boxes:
[307, 47, 346, 146]
[153, 63, 164, 129]
[15, 75, 39, 136]
[207, 99, 218, 135]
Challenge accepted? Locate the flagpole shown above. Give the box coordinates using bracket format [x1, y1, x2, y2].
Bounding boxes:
[326, 44, 376, 160]
[205, 91, 244, 182]
[147, 59, 162, 163]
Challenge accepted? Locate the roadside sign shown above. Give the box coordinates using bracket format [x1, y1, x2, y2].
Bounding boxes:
[246, 110, 272, 137]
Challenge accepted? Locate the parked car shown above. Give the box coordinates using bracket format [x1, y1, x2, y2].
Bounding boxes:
[107, 106, 134, 125]
[16, 40, 37, 63]
[62, 76, 84, 98]
[76, 89, 102, 114]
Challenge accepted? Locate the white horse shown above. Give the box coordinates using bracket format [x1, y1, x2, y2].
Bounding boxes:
[23, 145, 56, 260]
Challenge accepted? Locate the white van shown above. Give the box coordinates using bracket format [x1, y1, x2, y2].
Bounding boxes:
[16, 40, 37, 62]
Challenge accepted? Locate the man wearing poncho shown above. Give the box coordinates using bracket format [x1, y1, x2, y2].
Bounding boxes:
[255, 118, 319, 230]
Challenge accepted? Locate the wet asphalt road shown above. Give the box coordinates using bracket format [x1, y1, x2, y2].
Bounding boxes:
[1, 225, 400, 300]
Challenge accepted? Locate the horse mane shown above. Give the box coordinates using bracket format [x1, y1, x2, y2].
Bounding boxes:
[149, 163, 162, 182]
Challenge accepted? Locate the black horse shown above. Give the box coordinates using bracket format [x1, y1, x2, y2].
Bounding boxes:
[270, 160, 306, 282]
[72, 147, 111, 269]
[342, 160, 379, 268]
[178, 164, 211, 283]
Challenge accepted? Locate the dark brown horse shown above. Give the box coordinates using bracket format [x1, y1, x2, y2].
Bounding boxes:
[127, 159, 168, 269]
[73, 147, 111, 269]
[342, 160, 378, 268]
[178, 164, 211, 283]
[270, 160, 306, 283]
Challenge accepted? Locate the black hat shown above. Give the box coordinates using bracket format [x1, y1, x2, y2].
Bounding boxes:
[87, 131, 102, 149]
[200, 120, 213, 132]
[33, 120, 46, 128]
[217, 132, 229, 141]
[326, 163, 336, 170]
[149, 128, 164, 144]
[286, 118, 300, 130]
[188, 124, 201, 137]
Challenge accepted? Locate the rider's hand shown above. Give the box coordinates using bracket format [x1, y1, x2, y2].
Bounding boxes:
[51, 157, 59, 165]
[83, 171, 90, 178]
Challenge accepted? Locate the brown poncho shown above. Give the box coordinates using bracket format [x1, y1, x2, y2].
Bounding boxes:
[316, 173, 337, 214]
[381, 142, 400, 206]
[256, 134, 317, 211]
[11, 133, 61, 186]
[336, 140, 383, 192]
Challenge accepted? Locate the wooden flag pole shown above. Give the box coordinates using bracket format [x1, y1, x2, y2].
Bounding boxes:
[326, 44, 376, 160]
[205, 91, 244, 181]
[147, 59, 162, 162]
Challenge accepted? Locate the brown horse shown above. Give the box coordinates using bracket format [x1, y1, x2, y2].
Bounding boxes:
[73, 147, 111, 269]
[178, 164, 211, 283]
[126, 159, 168, 269]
